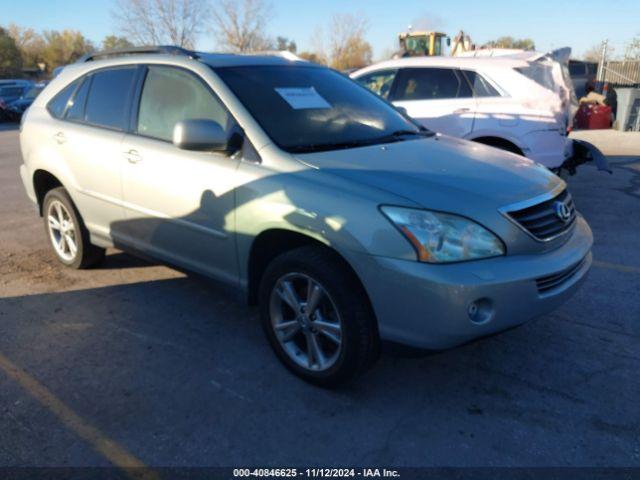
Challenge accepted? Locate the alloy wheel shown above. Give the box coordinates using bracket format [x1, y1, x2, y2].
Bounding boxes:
[269, 273, 343, 372]
[47, 199, 78, 262]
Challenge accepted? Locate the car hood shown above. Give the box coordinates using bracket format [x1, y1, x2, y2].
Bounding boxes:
[295, 134, 562, 218]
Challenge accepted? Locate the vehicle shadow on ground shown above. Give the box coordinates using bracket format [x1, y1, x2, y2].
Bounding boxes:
[100, 251, 159, 269]
[1, 259, 638, 465]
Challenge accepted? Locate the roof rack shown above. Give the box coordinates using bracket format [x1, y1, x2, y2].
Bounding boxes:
[251, 50, 305, 61]
[78, 45, 199, 63]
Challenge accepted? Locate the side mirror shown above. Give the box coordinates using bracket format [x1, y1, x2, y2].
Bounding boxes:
[173, 119, 231, 152]
[396, 106, 408, 116]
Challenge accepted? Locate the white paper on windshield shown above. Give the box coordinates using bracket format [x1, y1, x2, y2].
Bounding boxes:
[275, 87, 331, 109]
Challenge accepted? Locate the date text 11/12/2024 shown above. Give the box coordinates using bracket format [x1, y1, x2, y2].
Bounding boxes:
[233, 468, 401, 477]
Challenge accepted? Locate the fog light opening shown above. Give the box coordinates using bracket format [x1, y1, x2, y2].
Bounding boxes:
[467, 298, 494, 324]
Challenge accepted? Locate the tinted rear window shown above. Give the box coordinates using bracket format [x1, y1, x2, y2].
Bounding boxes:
[47, 80, 79, 119]
[84, 67, 137, 130]
[462, 70, 501, 97]
[65, 77, 91, 122]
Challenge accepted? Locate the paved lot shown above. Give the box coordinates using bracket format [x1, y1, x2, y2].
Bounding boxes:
[1, 123, 639, 468]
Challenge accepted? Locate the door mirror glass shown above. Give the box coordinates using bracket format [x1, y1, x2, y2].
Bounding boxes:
[173, 119, 230, 152]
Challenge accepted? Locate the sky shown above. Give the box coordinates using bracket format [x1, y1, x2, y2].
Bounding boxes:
[3, 0, 640, 59]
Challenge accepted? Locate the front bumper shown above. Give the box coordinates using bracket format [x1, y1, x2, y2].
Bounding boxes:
[351, 215, 593, 349]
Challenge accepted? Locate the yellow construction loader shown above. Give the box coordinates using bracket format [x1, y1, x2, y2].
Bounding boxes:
[394, 30, 474, 58]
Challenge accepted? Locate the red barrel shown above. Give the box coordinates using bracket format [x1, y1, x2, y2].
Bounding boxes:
[574, 103, 612, 129]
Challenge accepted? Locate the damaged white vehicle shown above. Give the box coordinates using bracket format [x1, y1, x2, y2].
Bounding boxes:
[352, 48, 609, 174]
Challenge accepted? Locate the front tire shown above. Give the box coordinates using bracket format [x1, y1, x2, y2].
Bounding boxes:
[259, 246, 379, 387]
[43, 187, 105, 269]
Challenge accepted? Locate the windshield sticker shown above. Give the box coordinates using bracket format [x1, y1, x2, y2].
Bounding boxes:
[275, 87, 331, 110]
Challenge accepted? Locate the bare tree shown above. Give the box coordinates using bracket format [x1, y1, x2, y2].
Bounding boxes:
[624, 35, 640, 60]
[327, 14, 372, 70]
[112, 0, 209, 48]
[276, 36, 296, 53]
[582, 43, 615, 62]
[211, 0, 273, 52]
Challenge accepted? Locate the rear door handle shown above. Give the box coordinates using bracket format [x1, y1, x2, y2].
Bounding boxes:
[453, 107, 471, 114]
[123, 149, 142, 164]
[53, 132, 67, 144]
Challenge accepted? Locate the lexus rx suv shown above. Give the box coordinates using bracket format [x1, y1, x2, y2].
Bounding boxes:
[19, 47, 593, 386]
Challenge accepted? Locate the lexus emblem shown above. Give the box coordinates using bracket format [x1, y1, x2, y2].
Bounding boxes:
[554, 201, 571, 223]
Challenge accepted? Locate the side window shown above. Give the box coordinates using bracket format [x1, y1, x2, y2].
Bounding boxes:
[355, 70, 397, 99]
[462, 70, 501, 97]
[84, 67, 137, 130]
[136, 66, 231, 142]
[393, 68, 463, 101]
[587, 63, 598, 75]
[65, 77, 91, 122]
[456, 71, 473, 98]
[569, 63, 585, 76]
[46, 79, 80, 119]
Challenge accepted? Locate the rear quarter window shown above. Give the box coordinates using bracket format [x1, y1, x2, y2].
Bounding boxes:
[461, 70, 501, 97]
[46, 80, 80, 119]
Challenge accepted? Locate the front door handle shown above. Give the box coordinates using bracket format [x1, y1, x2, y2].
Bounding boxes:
[53, 131, 67, 144]
[123, 149, 142, 164]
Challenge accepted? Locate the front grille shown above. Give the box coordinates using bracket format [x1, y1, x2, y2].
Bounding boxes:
[536, 255, 588, 294]
[506, 189, 577, 241]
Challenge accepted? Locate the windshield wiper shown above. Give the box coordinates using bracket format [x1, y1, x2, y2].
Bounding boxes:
[288, 128, 434, 154]
[288, 140, 371, 153]
[370, 128, 435, 144]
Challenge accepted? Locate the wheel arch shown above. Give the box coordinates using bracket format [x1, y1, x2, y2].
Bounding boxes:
[469, 136, 525, 156]
[33, 169, 64, 216]
[246, 228, 371, 311]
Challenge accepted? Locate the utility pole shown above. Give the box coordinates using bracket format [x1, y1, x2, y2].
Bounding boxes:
[597, 39, 608, 84]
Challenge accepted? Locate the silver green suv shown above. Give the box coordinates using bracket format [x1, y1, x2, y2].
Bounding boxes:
[19, 47, 593, 386]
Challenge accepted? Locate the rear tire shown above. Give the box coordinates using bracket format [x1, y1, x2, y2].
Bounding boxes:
[259, 245, 379, 387]
[42, 187, 105, 269]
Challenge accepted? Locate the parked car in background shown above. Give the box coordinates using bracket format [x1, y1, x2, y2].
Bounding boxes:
[5, 85, 45, 120]
[569, 60, 598, 99]
[352, 52, 608, 173]
[19, 47, 593, 386]
[0, 98, 9, 122]
[0, 80, 34, 105]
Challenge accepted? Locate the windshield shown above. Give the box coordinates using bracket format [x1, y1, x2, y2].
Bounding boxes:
[214, 65, 425, 153]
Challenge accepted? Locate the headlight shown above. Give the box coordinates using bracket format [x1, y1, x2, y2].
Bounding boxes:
[381, 206, 505, 263]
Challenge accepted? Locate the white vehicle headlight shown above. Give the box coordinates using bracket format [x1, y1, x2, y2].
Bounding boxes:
[381, 206, 505, 263]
